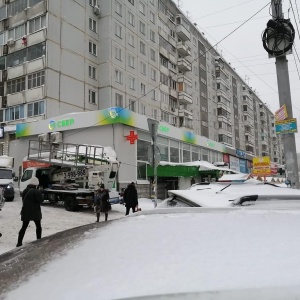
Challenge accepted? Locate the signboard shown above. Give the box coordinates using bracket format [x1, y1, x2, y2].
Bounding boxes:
[229, 156, 240, 172]
[253, 156, 271, 176]
[275, 118, 297, 134]
[23, 161, 51, 169]
[275, 105, 288, 121]
[236, 149, 246, 159]
[0, 126, 4, 139]
[239, 159, 248, 173]
[271, 162, 278, 175]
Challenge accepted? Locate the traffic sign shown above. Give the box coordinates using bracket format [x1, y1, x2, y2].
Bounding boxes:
[275, 118, 297, 134]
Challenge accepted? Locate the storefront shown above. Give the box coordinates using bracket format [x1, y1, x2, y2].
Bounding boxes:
[12, 107, 252, 197]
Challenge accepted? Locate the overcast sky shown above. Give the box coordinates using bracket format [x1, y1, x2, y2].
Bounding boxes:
[179, 0, 300, 151]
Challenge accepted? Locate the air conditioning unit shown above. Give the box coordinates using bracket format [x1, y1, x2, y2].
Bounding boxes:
[93, 5, 100, 16]
[38, 133, 49, 142]
[50, 132, 63, 143]
[7, 38, 15, 46]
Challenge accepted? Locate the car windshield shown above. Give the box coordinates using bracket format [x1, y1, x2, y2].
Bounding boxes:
[0, 169, 12, 179]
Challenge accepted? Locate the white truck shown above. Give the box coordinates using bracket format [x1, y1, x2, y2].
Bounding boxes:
[19, 140, 120, 211]
[0, 155, 18, 201]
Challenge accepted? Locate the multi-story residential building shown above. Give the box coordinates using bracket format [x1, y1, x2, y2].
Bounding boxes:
[0, 0, 283, 194]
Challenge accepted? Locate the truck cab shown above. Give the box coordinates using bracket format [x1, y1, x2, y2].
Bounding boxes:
[0, 156, 17, 201]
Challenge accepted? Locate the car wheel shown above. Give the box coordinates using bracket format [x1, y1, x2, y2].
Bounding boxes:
[5, 196, 14, 202]
[64, 196, 78, 211]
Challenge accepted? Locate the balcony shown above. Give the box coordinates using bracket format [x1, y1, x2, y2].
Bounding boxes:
[179, 106, 193, 119]
[244, 128, 254, 136]
[177, 57, 192, 72]
[243, 120, 254, 128]
[245, 140, 254, 147]
[177, 41, 191, 57]
[176, 16, 190, 41]
[177, 74, 192, 86]
[179, 116, 193, 129]
[261, 139, 268, 146]
[178, 91, 192, 105]
[243, 109, 254, 118]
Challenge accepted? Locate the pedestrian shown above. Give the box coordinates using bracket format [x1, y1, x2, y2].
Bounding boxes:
[124, 182, 138, 216]
[17, 177, 43, 247]
[94, 184, 111, 222]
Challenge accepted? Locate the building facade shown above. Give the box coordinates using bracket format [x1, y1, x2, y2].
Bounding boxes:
[0, 0, 284, 190]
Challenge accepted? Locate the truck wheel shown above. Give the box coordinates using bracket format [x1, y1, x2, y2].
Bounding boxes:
[64, 196, 78, 211]
[5, 196, 14, 202]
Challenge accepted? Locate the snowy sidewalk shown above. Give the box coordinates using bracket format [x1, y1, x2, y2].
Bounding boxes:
[0, 194, 125, 255]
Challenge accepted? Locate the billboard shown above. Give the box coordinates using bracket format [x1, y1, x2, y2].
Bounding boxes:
[253, 156, 271, 176]
[275, 118, 297, 134]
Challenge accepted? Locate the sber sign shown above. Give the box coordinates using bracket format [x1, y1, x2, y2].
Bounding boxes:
[48, 118, 75, 130]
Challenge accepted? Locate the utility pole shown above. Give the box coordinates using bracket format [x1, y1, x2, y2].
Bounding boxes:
[147, 118, 159, 199]
[263, 0, 299, 188]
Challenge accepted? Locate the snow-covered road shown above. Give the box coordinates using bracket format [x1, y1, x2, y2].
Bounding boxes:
[0, 191, 127, 255]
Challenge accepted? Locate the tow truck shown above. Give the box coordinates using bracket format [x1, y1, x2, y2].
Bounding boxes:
[19, 140, 120, 211]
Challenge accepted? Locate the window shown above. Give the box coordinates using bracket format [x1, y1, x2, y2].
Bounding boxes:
[150, 49, 156, 61]
[129, 76, 135, 90]
[151, 90, 156, 100]
[89, 90, 96, 104]
[129, 99, 135, 112]
[89, 0, 97, 6]
[128, 55, 135, 68]
[151, 68, 156, 81]
[5, 105, 24, 121]
[139, 21, 145, 34]
[8, 0, 27, 17]
[152, 108, 157, 120]
[115, 23, 122, 38]
[6, 42, 46, 68]
[139, 2, 145, 14]
[115, 47, 122, 61]
[89, 65, 96, 79]
[160, 55, 168, 67]
[128, 12, 135, 26]
[150, 11, 155, 23]
[21, 169, 33, 182]
[140, 103, 146, 115]
[29, 15, 46, 34]
[141, 83, 146, 95]
[160, 73, 168, 86]
[8, 23, 26, 41]
[150, 30, 155, 42]
[115, 1, 122, 16]
[116, 93, 123, 107]
[28, 70, 45, 89]
[89, 41, 97, 56]
[128, 33, 134, 46]
[0, 6, 7, 22]
[140, 61, 146, 75]
[89, 18, 97, 32]
[140, 41, 146, 55]
[115, 69, 123, 84]
[27, 100, 45, 117]
[7, 76, 26, 94]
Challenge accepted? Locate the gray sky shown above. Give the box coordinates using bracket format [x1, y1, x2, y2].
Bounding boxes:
[179, 0, 300, 151]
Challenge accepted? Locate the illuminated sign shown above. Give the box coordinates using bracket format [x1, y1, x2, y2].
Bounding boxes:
[48, 118, 75, 130]
[158, 125, 170, 133]
[109, 108, 118, 119]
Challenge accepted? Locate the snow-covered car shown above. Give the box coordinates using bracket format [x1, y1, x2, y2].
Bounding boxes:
[158, 179, 300, 209]
[2, 205, 300, 299]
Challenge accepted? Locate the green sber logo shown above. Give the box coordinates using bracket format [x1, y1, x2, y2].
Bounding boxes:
[48, 120, 55, 130]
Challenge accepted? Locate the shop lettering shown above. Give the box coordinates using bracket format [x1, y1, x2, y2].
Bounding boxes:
[49, 118, 74, 130]
[159, 125, 169, 133]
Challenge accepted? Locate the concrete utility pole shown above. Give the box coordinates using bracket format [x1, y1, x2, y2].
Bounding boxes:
[267, 0, 299, 188]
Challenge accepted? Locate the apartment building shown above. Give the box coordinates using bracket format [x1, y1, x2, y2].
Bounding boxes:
[0, 0, 283, 182]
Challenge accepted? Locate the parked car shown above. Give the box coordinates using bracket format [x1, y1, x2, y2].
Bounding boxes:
[2, 202, 300, 299]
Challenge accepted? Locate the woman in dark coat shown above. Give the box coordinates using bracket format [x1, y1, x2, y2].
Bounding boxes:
[124, 182, 138, 215]
[17, 177, 43, 247]
[94, 184, 111, 222]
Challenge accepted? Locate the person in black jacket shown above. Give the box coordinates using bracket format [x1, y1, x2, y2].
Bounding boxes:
[17, 177, 43, 247]
[124, 182, 138, 215]
[94, 184, 111, 222]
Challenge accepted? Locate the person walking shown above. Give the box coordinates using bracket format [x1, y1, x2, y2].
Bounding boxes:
[17, 177, 43, 247]
[124, 182, 138, 215]
[94, 184, 111, 222]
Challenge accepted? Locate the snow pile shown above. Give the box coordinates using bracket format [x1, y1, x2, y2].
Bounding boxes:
[5, 209, 300, 299]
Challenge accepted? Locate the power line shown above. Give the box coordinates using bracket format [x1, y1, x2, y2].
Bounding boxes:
[289, 0, 300, 40]
[292, 46, 300, 80]
[192, 0, 258, 20]
[64, 2, 271, 139]
[202, 15, 269, 29]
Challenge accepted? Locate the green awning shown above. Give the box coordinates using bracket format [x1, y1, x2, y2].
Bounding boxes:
[147, 164, 201, 177]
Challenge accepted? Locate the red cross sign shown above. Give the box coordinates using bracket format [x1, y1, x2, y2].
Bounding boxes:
[126, 130, 138, 144]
